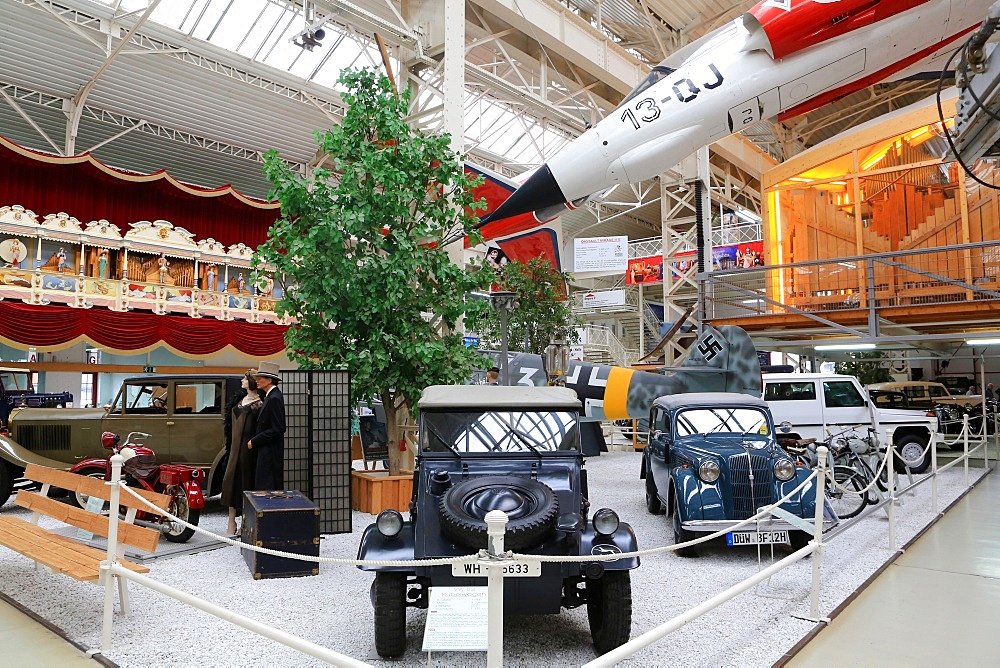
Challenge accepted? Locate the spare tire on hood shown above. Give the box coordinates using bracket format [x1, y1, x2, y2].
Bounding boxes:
[439, 475, 559, 551]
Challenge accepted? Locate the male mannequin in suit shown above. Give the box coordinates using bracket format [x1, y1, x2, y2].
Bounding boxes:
[248, 361, 285, 489]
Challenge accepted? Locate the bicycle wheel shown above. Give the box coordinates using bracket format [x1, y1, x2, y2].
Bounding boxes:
[826, 466, 868, 520]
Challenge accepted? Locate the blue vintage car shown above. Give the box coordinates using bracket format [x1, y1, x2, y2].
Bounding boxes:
[640, 392, 837, 556]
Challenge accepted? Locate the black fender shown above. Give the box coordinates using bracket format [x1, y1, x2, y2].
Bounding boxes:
[207, 447, 227, 496]
[580, 521, 639, 570]
[357, 522, 417, 572]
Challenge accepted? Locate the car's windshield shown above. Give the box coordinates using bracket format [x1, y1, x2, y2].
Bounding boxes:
[675, 407, 770, 437]
[421, 410, 579, 454]
[0, 370, 30, 391]
[114, 382, 169, 413]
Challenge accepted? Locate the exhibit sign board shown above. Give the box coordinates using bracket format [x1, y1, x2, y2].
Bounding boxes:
[574, 235, 628, 272]
[421, 586, 489, 651]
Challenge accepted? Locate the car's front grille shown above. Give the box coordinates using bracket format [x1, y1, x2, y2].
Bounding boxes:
[728, 453, 773, 519]
[11, 424, 71, 452]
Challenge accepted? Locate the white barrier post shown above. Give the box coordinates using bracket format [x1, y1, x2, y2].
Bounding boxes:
[484, 510, 508, 668]
[886, 428, 896, 551]
[993, 411, 998, 468]
[963, 414, 970, 487]
[101, 453, 124, 653]
[810, 447, 827, 619]
[931, 423, 938, 514]
[986, 413, 991, 469]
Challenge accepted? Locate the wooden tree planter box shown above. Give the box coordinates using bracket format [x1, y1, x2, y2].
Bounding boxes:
[351, 470, 413, 514]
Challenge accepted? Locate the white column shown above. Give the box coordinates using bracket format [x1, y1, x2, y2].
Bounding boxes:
[696, 146, 712, 326]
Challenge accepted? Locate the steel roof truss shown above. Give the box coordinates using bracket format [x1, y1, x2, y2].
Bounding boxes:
[0, 88, 64, 155]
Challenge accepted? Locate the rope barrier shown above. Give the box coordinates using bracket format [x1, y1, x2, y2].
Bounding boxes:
[117, 484, 475, 568]
[117, 470, 820, 565]
[513, 470, 821, 562]
[824, 447, 893, 496]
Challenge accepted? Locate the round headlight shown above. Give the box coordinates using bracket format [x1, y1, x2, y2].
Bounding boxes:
[774, 458, 796, 481]
[376, 509, 403, 537]
[698, 459, 720, 483]
[592, 508, 620, 536]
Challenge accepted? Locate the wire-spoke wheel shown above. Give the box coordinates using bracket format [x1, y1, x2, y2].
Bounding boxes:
[71, 469, 108, 508]
[161, 485, 198, 543]
[827, 466, 868, 520]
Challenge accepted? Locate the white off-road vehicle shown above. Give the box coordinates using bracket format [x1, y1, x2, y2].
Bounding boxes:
[762, 372, 938, 473]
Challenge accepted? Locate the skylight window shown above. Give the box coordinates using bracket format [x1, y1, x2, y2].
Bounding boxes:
[91, 0, 582, 168]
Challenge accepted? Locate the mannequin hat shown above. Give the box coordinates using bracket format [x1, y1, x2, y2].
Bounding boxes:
[252, 361, 281, 381]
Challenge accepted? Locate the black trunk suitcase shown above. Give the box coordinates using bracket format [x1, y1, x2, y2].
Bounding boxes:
[242, 490, 320, 579]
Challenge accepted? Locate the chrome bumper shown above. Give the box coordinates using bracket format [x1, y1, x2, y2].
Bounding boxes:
[682, 519, 837, 533]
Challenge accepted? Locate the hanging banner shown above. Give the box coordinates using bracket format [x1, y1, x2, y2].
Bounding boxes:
[626, 256, 664, 285]
[574, 236, 628, 272]
[712, 241, 765, 271]
[628, 241, 767, 285]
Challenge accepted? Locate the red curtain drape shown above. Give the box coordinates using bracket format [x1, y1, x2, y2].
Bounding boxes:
[0, 137, 279, 248]
[0, 303, 288, 357]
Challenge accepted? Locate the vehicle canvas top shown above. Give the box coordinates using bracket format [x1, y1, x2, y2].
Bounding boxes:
[123, 374, 243, 383]
[653, 391, 767, 411]
[418, 385, 581, 410]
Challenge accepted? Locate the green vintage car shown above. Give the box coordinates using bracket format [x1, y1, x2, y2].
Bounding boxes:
[0, 374, 243, 506]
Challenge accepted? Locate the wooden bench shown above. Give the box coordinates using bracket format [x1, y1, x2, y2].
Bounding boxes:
[0, 464, 172, 614]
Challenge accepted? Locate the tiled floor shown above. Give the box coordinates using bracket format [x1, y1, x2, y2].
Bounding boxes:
[789, 470, 1000, 667]
[0, 594, 100, 666]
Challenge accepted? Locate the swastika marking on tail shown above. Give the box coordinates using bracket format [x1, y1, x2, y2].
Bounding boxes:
[698, 334, 723, 362]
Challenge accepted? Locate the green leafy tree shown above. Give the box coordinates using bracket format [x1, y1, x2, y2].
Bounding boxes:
[835, 351, 892, 385]
[256, 67, 491, 475]
[467, 257, 580, 355]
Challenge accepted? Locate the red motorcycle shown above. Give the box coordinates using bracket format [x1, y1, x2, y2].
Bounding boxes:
[70, 431, 205, 543]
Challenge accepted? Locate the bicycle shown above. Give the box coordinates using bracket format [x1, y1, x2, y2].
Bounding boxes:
[779, 425, 889, 520]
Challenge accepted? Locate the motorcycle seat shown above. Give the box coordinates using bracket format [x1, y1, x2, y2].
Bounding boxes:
[123, 454, 158, 479]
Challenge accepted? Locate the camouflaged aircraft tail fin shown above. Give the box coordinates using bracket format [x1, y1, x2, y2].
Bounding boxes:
[677, 325, 763, 397]
[496, 325, 761, 422]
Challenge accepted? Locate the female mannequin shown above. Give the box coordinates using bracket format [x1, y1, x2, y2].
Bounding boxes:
[221, 371, 263, 536]
[97, 250, 109, 279]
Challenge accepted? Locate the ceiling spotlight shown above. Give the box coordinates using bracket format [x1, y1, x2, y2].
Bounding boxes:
[294, 28, 325, 51]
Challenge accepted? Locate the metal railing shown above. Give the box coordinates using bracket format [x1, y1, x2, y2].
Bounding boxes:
[579, 324, 639, 367]
[703, 240, 1000, 322]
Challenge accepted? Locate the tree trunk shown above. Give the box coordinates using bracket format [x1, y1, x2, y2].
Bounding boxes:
[382, 392, 403, 476]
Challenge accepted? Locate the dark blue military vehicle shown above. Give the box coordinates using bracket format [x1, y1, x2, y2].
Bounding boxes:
[357, 385, 638, 658]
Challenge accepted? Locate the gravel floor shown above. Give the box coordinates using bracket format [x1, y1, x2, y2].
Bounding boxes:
[0, 450, 988, 668]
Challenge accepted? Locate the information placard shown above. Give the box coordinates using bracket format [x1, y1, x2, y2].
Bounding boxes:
[358, 414, 389, 462]
[574, 235, 628, 272]
[421, 586, 489, 652]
